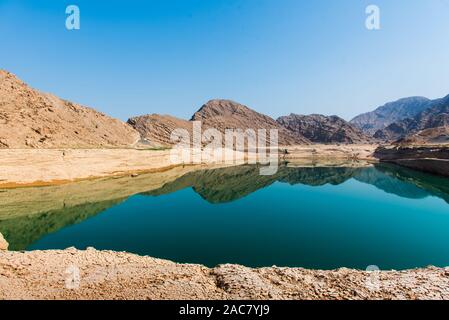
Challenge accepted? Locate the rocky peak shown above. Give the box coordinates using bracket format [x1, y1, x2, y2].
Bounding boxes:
[191, 99, 310, 145]
[277, 113, 372, 144]
[191, 100, 246, 119]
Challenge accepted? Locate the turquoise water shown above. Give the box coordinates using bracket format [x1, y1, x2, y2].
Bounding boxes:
[3, 164, 449, 270]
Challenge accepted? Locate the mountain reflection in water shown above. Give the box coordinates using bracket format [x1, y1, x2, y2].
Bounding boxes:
[1, 163, 449, 269]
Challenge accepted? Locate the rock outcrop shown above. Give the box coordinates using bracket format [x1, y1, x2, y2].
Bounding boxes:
[0, 232, 8, 250]
[0, 70, 140, 149]
[350, 97, 433, 135]
[397, 126, 449, 146]
[277, 114, 372, 144]
[1, 249, 449, 300]
[127, 114, 192, 147]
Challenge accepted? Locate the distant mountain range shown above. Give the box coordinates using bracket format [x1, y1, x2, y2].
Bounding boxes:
[372, 95, 449, 142]
[129, 101, 376, 147]
[1, 69, 448, 148]
[350, 97, 433, 136]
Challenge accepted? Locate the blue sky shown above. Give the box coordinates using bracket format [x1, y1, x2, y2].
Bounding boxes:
[1, 0, 449, 121]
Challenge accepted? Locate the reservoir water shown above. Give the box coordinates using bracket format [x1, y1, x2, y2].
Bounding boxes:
[1, 163, 449, 270]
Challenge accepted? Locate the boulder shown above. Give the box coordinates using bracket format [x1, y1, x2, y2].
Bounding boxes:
[0, 232, 8, 250]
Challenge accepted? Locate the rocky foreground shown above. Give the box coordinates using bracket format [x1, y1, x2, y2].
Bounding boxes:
[1, 249, 449, 300]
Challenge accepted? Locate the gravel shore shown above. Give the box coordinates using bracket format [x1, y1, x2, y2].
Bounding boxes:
[1, 248, 448, 300]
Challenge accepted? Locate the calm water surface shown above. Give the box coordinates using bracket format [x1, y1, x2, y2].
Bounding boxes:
[1, 163, 449, 270]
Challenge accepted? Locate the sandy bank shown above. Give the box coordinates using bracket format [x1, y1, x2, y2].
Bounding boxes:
[0, 248, 448, 300]
[0, 148, 176, 187]
[0, 145, 377, 187]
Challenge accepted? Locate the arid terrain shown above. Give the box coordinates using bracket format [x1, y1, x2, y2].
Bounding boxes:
[1, 69, 449, 301]
[0, 70, 139, 149]
[1, 248, 449, 300]
[277, 113, 373, 144]
[128, 99, 311, 147]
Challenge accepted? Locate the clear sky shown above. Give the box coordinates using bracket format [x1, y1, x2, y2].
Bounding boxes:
[1, 0, 449, 121]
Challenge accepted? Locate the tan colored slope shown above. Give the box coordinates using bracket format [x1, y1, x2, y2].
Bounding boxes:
[0, 70, 139, 148]
[127, 114, 192, 147]
[397, 126, 449, 146]
[1, 248, 448, 300]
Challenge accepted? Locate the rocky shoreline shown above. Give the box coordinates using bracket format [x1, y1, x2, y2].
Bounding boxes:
[1, 248, 449, 300]
[374, 145, 449, 177]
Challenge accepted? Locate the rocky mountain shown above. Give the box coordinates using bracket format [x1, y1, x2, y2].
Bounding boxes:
[0, 70, 139, 148]
[191, 99, 310, 145]
[127, 114, 192, 147]
[276, 114, 372, 144]
[396, 127, 449, 146]
[350, 97, 433, 135]
[129, 99, 310, 147]
[374, 94, 449, 141]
